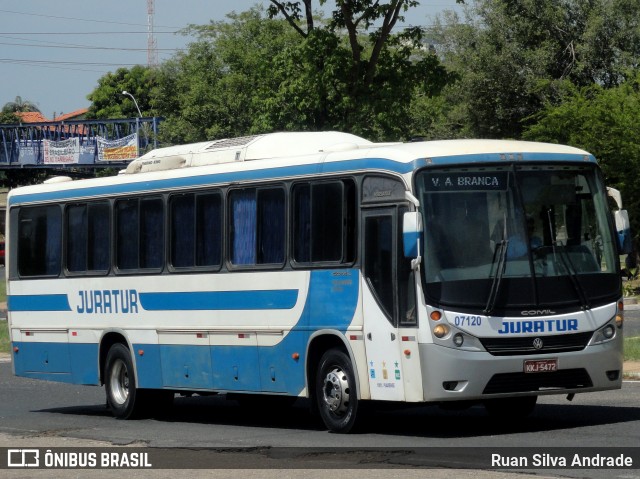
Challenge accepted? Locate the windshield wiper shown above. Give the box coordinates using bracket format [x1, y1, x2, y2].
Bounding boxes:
[484, 215, 509, 315]
[547, 209, 590, 310]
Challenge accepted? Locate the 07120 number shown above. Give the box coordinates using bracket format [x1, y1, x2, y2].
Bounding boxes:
[454, 315, 482, 326]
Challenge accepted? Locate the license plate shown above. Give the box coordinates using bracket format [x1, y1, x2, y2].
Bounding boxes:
[524, 358, 558, 373]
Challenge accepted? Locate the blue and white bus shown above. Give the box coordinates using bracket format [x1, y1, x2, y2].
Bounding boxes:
[6, 132, 627, 432]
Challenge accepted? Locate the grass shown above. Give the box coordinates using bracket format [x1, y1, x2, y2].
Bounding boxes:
[624, 336, 640, 361]
[0, 320, 8, 354]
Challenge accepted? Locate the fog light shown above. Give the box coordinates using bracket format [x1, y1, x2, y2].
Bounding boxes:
[433, 324, 449, 338]
[453, 333, 464, 347]
[603, 324, 615, 339]
[606, 370, 620, 380]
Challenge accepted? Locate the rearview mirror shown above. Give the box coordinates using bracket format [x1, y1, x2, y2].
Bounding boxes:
[614, 209, 632, 254]
[403, 211, 422, 260]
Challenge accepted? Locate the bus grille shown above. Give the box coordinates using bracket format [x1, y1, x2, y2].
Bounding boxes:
[483, 368, 593, 394]
[479, 331, 593, 356]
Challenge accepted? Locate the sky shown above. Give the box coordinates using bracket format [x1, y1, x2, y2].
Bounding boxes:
[0, 0, 464, 120]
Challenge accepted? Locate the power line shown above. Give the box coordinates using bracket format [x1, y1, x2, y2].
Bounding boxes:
[0, 31, 179, 35]
[0, 40, 179, 52]
[0, 8, 181, 29]
[0, 59, 110, 73]
[0, 58, 142, 66]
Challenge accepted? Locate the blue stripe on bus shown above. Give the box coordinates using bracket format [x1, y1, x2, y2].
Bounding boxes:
[12, 270, 361, 395]
[138, 290, 299, 310]
[427, 152, 595, 165]
[8, 294, 72, 312]
[9, 157, 420, 206]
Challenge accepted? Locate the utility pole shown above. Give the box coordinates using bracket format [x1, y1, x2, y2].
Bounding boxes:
[147, 0, 158, 67]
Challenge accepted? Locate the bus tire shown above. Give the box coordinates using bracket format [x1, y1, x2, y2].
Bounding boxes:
[105, 343, 143, 419]
[315, 348, 360, 433]
[483, 395, 537, 419]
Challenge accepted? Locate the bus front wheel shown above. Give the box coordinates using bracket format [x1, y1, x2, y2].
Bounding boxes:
[315, 349, 361, 433]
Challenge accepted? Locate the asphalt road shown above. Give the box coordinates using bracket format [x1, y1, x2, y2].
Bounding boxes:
[0, 358, 639, 478]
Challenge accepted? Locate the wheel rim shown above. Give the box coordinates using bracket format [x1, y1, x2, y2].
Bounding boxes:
[109, 358, 129, 405]
[322, 366, 350, 416]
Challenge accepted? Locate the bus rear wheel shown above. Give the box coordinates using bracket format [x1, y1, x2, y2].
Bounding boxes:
[315, 349, 361, 433]
[105, 343, 143, 419]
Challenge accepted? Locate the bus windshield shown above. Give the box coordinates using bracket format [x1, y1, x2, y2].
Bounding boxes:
[416, 164, 619, 314]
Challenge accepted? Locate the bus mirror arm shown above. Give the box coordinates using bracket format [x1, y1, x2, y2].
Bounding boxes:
[411, 256, 422, 270]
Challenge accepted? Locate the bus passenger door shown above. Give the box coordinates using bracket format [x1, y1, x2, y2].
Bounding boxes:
[362, 207, 418, 401]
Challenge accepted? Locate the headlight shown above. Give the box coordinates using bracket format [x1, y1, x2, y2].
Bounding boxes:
[602, 324, 615, 339]
[433, 324, 449, 338]
[592, 320, 618, 344]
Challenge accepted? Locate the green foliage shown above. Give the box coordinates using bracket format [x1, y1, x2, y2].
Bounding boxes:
[266, 1, 455, 140]
[0, 111, 20, 124]
[0, 321, 8, 355]
[87, 65, 156, 119]
[426, 0, 640, 139]
[1, 169, 51, 188]
[624, 336, 640, 361]
[153, 9, 300, 143]
[149, 5, 453, 143]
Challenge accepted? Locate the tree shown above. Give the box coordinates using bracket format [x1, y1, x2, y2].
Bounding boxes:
[86, 65, 156, 119]
[427, 0, 640, 139]
[153, 9, 302, 143]
[2, 96, 40, 113]
[268, 0, 456, 137]
[0, 111, 20, 124]
[269, 0, 419, 91]
[89, 5, 453, 142]
[152, 4, 453, 142]
[523, 75, 640, 245]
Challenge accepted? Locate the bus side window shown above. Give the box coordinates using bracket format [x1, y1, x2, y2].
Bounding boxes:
[66, 202, 110, 274]
[292, 179, 356, 265]
[115, 197, 164, 271]
[115, 199, 138, 270]
[18, 205, 62, 277]
[229, 187, 285, 266]
[170, 192, 223, 269]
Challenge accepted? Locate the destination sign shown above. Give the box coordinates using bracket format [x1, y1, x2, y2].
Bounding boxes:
[424, 171, 509, 192]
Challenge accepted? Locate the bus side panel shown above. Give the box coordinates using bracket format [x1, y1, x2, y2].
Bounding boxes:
[257, 330, 308, 394]
[305, 269, 360, 330]
[211, 342, 261, 391]
[160, 344, 213, 389]
[132, 343, 164, 389]
[69, 343, 100, 384]
[304, 269, 368, 399]
[13, 340, 70, 377]
[12, 338, 99, 385]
